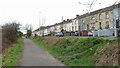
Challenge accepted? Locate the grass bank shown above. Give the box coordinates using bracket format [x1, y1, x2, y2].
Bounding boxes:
[31, 37, 114, 66]
[2, 38, 24, 66]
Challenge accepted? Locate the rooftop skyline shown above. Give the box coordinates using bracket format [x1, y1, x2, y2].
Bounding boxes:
[0, 0, 119, 33]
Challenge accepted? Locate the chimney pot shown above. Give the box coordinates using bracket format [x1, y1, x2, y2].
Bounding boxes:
[67, 19, 69, 21]
[76, 14, 79, 17]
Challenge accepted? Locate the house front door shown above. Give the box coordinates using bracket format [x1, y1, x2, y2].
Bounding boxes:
[99, 22, 102, 29]
[87, 24, 89, 31]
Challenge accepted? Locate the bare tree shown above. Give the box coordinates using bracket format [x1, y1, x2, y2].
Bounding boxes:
[2, 22, 20, 43]
[24, 24, 33, 37]
[79, 0, 98, 13]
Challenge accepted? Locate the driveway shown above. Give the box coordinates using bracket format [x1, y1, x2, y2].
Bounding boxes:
[19, 38, 64, 66]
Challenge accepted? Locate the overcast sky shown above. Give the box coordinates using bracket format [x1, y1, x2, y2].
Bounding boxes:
[0, 0, 119, 33]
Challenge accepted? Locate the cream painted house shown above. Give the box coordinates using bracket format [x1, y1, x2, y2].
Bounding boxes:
[33, 3, 120, 37]
[64, 19, 72, 32]
[71, 19, 79, 32]
[55, 23, 62, 32]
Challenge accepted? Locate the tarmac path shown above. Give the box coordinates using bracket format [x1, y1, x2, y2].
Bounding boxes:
[19, 38, 64, 66]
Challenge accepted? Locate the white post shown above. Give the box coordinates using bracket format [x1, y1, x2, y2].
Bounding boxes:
[98, 30, 100, 37]
[115, 28, 117, 37]
[93, 31, 94, 37]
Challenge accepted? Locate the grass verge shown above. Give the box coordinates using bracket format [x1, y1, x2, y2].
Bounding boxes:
[2, 38, 24, 66]
[31, 37, 113, 66]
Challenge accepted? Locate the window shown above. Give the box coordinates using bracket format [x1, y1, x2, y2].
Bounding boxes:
[99, 14, 102, 20]
[82, 19, 84, 23]
[106, 21, 109, 29]
[75, 22, 76, 25]
[72, 26, 74, 31]
[72, 22, 74, 25]
[91, 16, 95, 20]
[75, 26, 77, 30]
[99, 22, 102, 29]
[92, 23, 95, 28]
[116, 20, 119, 28]
[106, 12, 109, 19]
[91, 23, 95, 30]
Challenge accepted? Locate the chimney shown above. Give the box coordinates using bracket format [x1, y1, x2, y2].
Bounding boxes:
[76, 14, 79, 17]
[63, 20, 66, 22]
[67, 19, 69, 21]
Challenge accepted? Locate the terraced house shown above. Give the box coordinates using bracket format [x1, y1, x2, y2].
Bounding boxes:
[91, 3, 120, 37]
[33, 3, 120, 37]
[55, 22, 62, 33]
[75, 14, 89, 36]
[63, 19, 72, 32]
[75, 3, 120, 37]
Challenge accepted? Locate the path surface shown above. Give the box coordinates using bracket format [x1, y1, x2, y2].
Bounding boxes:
[19, 38, 64, 66]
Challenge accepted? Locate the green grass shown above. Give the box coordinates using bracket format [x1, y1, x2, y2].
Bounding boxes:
[31, 37, 113, 66]
[0, 56, 2, 67]
[31, 38, 60, 57]
[2, 38, 24, 66]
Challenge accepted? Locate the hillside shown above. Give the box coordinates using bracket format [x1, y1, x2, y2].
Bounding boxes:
[31, 36, 119, 66]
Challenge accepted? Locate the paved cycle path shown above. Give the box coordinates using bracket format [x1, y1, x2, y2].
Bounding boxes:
[19, 38, 64, 66]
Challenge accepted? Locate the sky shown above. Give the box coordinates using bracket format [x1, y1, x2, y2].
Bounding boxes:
[0, 0, 119, 33]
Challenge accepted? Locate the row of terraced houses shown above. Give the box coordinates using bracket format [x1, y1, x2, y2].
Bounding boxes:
[33, 3, 120, 37]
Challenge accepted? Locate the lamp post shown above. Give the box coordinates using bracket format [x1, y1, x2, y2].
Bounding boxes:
[39, 12, 41, 36]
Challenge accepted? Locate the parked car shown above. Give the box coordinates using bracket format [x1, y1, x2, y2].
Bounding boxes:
[88, 31, 93, 36]
[55, 32, 64, 37]
[74, 31, 79, 36]
[44, 34, 48, 36]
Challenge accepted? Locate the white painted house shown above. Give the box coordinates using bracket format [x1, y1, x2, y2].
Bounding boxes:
[66, 19, 72, 32]
[71, 19, 79, 32]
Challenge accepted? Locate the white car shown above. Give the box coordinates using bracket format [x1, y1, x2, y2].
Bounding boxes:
[44, 34, 48, 36]
[55, 32, 64, 37]
[88, 31, 93, 36]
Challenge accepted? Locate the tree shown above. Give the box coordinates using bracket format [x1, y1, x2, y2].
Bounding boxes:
[2, 22, 20, 43]
[24, 24, 33, 37]
[17, 31, 23, 38]
[61, 29, 64, 33]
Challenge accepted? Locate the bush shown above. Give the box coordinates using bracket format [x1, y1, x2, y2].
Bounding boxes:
[2, 22, 20, 43]
[2, 22, 21, 54]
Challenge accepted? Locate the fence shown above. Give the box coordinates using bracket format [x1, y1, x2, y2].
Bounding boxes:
[93, 28, 115, 37]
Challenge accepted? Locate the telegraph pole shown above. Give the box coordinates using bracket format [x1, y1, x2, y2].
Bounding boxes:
[62, 16, 63, 29]
[39, 12, 41, 36]
[42, 16, 45, 37]
[62, 16, 64, 32]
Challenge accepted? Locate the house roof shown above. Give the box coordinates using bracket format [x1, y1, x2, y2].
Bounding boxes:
[76, 3, 120, 19]
[33, 3, 120, 32]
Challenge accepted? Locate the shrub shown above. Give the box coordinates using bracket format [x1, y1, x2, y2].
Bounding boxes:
[2, 22, 20, 43]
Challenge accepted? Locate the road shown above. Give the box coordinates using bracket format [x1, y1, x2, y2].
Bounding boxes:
[65, 36, 118, 40]
[19, 38, 64, 66]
